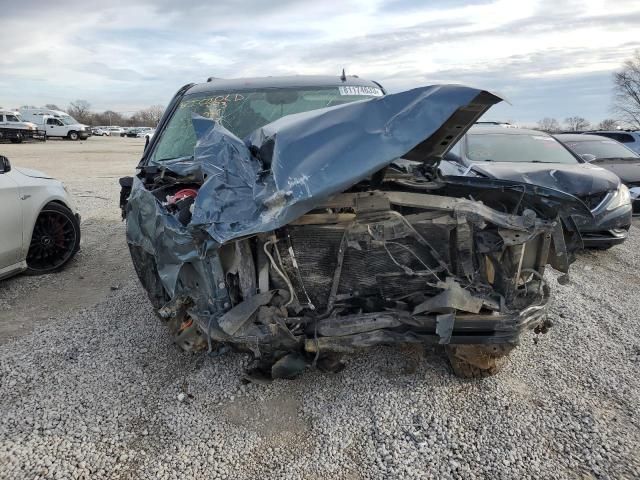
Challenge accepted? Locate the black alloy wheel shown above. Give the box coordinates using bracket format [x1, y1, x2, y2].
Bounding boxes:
[26, 203, 80, 274]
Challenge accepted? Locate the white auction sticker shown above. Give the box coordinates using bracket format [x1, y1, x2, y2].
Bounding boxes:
[338, 85, 384, 96]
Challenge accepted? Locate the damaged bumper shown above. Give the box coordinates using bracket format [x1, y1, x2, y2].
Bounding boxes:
[123, 82, 584, 378]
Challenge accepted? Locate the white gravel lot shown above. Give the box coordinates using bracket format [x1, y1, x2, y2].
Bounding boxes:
[0, 138, 639, 479]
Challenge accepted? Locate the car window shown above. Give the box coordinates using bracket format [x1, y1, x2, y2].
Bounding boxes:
[5, 114, 19, 122]
[564, 139, 639, 159]
[597, 132, 635, 143]
[150, 86, 383, 164]
[465, 133, 578, 164]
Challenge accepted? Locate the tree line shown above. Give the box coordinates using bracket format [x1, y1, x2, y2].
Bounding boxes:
[19, 101, 165, 127]
[535, 117, 618, 133]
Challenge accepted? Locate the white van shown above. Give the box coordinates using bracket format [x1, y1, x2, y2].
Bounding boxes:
[19, 108, 90, 140]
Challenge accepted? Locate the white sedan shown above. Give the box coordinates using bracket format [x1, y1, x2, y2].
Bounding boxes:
[136, 128, 155, 141]
[0, 155, 81, 280]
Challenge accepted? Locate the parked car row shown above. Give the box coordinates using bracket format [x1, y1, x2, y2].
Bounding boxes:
[90, 126, 156, 140]
[440, 126, 633, 248]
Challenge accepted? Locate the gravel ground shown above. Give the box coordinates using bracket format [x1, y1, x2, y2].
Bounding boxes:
[1, 138, 639, 479]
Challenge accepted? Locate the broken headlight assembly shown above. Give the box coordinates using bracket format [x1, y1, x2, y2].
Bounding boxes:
[605, 184, 631, 211]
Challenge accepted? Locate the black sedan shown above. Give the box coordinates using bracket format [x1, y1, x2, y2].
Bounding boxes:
[440, 126, 632, 248]
[124, 128, 141, 138]
[556, 133, 640, 215]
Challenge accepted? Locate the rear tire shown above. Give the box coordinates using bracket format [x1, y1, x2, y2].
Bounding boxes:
[26, 203, 80, 274]
[445, 344, 513, 378]
[68, 131, 79, 141]
[10, 138, 23, 144]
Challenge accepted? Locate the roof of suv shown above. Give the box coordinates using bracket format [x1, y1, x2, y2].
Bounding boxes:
[187, 75, 385, 95]
[589, 130, 639, 134]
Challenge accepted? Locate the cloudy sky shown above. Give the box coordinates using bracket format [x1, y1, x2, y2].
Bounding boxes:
[1, 0, 639, 125]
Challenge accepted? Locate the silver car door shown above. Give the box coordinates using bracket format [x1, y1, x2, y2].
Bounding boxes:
[0, 170, 23, 269]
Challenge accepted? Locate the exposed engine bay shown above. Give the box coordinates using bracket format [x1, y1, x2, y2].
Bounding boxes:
[125, 165, 580, 380]
[122, 84, 587, 379]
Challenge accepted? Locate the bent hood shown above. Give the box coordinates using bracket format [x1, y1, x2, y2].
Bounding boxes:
[147, 84, 502, 245]
[467, 162, 620, 196]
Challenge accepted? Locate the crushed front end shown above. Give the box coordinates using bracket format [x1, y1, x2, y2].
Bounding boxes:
[122, 83, 584, 379]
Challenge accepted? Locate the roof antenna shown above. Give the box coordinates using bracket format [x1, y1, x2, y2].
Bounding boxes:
[340, 68, 347, 82]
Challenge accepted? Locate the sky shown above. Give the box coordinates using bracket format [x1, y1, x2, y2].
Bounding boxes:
[1, 0, 639, 125]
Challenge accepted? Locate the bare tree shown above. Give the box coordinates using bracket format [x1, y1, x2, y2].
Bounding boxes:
[564, 116, 591, 132]
[598, 118, 618, 130]
[147, 105, 164, 125]
[129, 105, 165, 127]
[536, 117, 560, 132]
[613, 50, 640, 129]
[92, 110, 125, 126]
[67, 100, 92, 124]
[45, 104, 62, 110]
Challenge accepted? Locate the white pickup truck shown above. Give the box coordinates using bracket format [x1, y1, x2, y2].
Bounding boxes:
[19, 108, 90, 140]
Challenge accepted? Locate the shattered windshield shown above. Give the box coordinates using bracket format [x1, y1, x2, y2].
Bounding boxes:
[151, 86, 383, 163]
[466, 133, 578, 164]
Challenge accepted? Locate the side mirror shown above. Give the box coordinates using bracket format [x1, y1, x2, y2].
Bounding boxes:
[0, 155, 11, 173]
[580, 153, 596, 163]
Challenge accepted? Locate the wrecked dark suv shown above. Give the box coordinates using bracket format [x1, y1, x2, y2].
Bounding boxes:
[120, 75, 587, 380]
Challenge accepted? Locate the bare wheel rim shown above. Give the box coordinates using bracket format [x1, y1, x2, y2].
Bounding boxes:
[27, 210, 76, 271]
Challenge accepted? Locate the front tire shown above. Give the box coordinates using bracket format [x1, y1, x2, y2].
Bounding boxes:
[445, 344, 513, 378]
[26, 203, 80, 274]
[68, 131, 79, 141]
